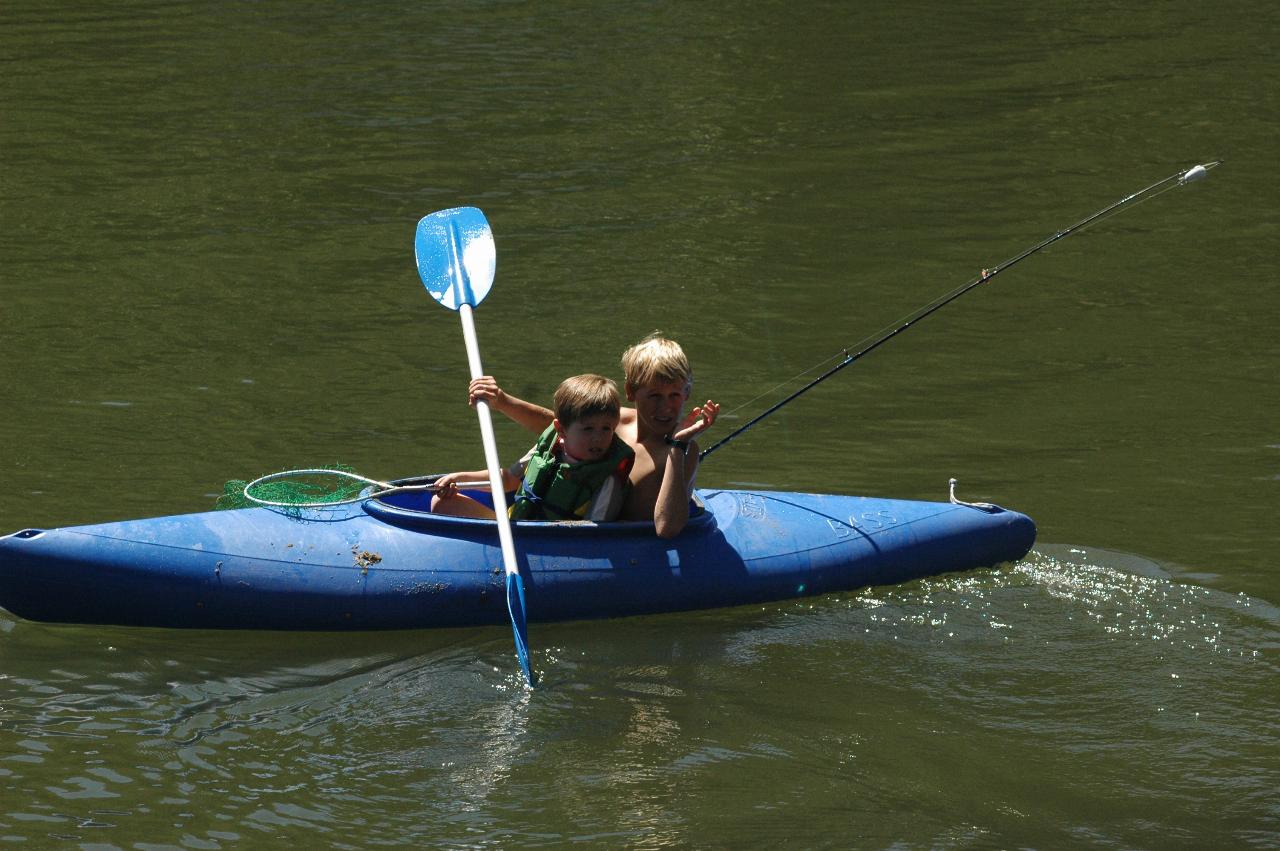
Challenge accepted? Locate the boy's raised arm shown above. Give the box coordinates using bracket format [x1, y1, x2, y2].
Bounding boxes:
[652, 400, 720, 539]
[653, 444, 695, 538]
[469, 376, 554, 434]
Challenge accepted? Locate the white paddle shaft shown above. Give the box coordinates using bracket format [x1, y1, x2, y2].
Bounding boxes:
[458, 303, 520, 580]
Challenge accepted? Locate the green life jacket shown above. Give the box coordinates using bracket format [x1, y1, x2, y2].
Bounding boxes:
[509, 424, 635, 521]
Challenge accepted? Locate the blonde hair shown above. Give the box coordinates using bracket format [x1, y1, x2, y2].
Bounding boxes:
[552, 374, 621, 426]
[620, 332, 692, 390]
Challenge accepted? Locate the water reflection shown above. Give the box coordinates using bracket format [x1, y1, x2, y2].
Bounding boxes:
[2, 544, 1278, 844]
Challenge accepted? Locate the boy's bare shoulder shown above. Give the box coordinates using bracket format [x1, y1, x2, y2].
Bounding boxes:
[616, 406, 639, 444]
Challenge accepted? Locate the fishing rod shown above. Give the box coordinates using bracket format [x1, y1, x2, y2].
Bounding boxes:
[698, 161, 1221, 461]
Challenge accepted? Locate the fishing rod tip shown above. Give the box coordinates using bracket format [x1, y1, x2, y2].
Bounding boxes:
[1179, 164, 1209, 184]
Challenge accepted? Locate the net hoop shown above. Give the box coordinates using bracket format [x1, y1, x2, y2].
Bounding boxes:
[240, 469, 487, 509]
[241, 468, 393, 508]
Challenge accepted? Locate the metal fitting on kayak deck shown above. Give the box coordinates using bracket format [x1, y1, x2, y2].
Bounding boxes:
[949, 478, 999, 512]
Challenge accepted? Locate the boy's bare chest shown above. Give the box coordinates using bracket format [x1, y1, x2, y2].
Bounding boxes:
[627, 443, 664, 490]
[621, 441, 666, 516]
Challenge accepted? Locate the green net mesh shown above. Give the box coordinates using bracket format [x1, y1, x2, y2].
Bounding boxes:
[214, 464, 366, 511]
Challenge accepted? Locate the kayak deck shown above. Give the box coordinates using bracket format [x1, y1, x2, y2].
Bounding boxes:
[0, 488, 1036, 630]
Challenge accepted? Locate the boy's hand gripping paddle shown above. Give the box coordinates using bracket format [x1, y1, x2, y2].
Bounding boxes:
[415, 207, 535, 687]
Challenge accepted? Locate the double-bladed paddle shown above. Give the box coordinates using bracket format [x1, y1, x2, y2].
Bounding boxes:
[414, 207, 535, 687]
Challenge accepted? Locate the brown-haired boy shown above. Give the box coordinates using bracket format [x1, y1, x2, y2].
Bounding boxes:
[433, 374, 635, 521]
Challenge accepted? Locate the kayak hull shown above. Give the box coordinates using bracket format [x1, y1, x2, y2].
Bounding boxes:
[0, 488, 1035, 630]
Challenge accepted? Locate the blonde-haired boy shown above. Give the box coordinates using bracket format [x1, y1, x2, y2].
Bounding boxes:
[466, 333, 718, 537]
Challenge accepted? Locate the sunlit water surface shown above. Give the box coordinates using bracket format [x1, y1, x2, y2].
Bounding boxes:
[2, 0, 1276, 846]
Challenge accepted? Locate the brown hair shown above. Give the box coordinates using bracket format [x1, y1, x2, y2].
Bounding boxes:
[620, 332, 692, 391]
[552, 374, 621, 426]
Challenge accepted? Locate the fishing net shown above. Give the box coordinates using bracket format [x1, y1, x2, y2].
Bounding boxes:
[214, 464, 368, 511]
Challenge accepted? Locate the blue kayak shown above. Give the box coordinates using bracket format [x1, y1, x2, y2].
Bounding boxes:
[0, 482, 1035, 630]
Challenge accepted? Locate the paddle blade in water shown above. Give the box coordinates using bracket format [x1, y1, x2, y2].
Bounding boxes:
[507, 571, 536, 686]
[415, 207, 496, 310]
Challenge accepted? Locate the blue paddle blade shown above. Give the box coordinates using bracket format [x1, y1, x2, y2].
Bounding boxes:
[414, 207, 496, 311]
[506, 572, 536, 686]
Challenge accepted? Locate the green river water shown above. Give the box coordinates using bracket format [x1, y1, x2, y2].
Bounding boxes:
[2, 1, 1277, 847]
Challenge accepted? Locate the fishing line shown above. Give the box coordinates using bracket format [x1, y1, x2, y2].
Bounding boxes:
[700, 161, 1221, 461]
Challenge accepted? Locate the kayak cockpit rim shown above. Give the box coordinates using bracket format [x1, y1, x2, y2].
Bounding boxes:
[362, 474, 715, 537]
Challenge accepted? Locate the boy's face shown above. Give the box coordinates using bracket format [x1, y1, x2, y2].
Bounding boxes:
[555, 413, 619, 463]
[627, 379, 691, 435]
